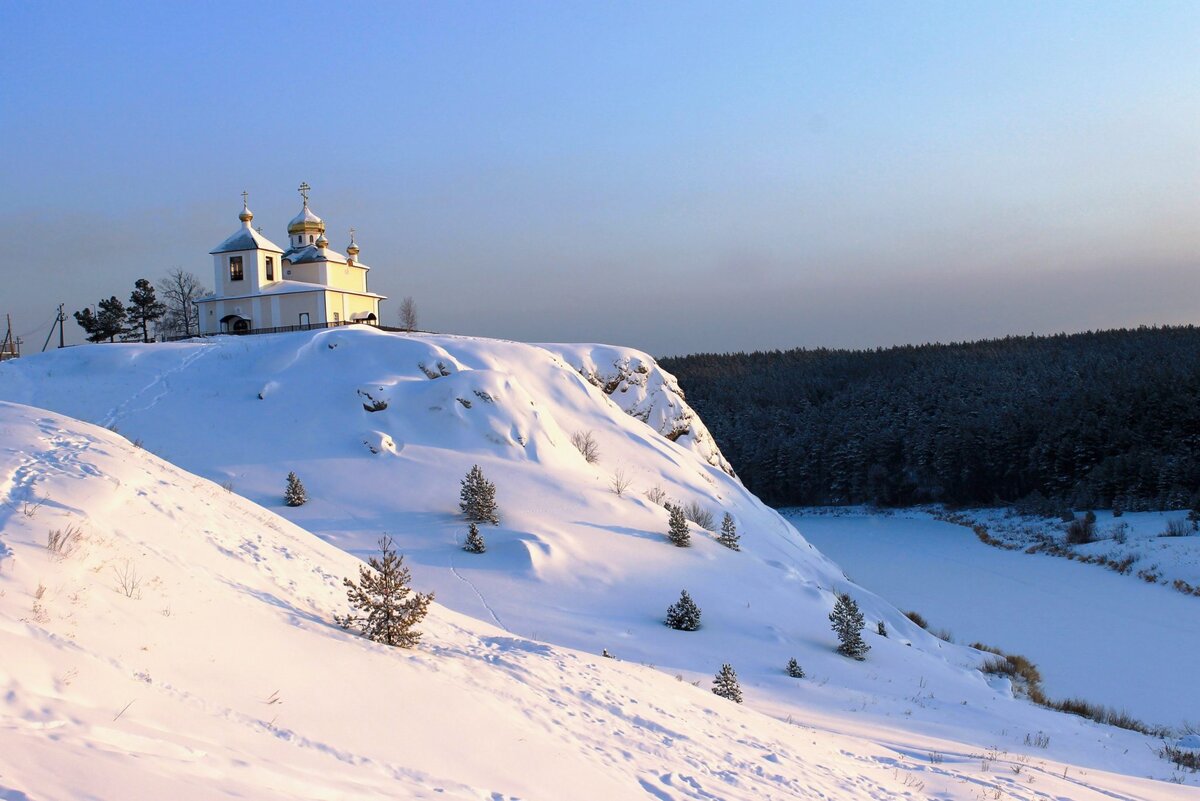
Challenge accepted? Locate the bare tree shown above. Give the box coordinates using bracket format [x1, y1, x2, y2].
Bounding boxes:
[399, 296, 418, 332]
[158, 269, 207, 337]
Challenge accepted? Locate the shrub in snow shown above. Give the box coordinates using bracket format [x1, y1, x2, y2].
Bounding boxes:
[876, 620, 887, 637]
[1111, 504, 1123, 518]
[1110, 521, 1129, 544]
[666, 504, 691, 547]
[284, 472, 307, 507]
[459, 464, 499, 524]
[665, 589, 701, 631]
[602, 648, 615, 659]
[1188, 507, 1200, 531]
[682, 500, 714, 530]
[1163, 518, 1191, 538]
[463, 522, 486, 554]
[570, 430, 599, 463]
[717, 512, 740, 551]
[711, 663, 742, 703]
[904, 609, 928, 629]
[829, 592, 869, 660]
[1065, 512, 1096, 545]
[785, 658, 805, 678]
[335, 536, 434, 648]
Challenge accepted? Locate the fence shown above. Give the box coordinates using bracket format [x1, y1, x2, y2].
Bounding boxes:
[164, 320, 421, 342]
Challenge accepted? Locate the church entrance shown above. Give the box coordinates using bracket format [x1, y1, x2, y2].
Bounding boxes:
[220, 314, 251, 334]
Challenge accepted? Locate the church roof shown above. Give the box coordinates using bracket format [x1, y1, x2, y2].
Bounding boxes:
[287, 205, 325, 234]
[210, 225, 285, 255]
[199, 280, 386, 303]
[282, 244, 350, 266]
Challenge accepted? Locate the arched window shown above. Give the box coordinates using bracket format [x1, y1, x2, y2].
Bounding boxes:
[229, 256, 243, 281]
[309, 235, 314, 244]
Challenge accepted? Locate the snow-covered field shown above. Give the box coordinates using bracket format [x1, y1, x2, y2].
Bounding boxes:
[786, 507, 1200, 730]
[2, 328, 1197, 797]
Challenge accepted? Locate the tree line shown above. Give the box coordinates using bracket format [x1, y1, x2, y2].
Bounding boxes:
[660, 326, 1200, 512]
[74, 269, 207, 343]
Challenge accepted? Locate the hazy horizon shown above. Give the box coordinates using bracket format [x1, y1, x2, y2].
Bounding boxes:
[2, 2, 1197, 357]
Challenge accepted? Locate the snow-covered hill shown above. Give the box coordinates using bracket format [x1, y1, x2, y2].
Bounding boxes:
[1, 328, 1195, 794]
[1, 402, 1190, 800]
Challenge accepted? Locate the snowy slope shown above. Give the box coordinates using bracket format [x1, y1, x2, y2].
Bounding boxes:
[0, 402, 1191, 800]
[1, 328, 1195, 791]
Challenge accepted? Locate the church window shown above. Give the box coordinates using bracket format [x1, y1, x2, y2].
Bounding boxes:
[309, 235, 314, 244]
[333, 312, 341, 323]
[266, 256, 274, 280]
[229, 256, 244, 281]
[299, 312, 310, 327]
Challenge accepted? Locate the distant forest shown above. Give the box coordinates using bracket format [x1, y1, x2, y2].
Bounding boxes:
[660, 327, 1200, 511]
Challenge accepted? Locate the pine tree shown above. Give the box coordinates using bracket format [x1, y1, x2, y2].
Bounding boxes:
[711, 663, 743, 703]
[284, 471, 307, 506]
[463, 521, 486, 553]
[124, 278, 167, 343]
[785, 657, 805, 678]
[717, 512, 741, 550]
[876, 620, 888, 637]
[666, 503, 690, 547]
[335, 536, 434, 648]
[829, 592, 870, 660]
[665, 589, 701, 631]
[74, 296, 129, 343]
[459, 464, 499, 524]
[602, 648, 615, 659]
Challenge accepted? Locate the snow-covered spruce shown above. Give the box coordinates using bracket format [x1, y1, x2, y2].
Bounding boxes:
[712, 663, 743, 703]
[463, 522, 486, 554]
[786, 658, 805, 678]
[665, 589, 701, 631]
[284, 471, 307, 506]
[666, 503, 691, 547]
[459, 464, 499, 524]
[876, 620, 887, 637]
[335, 536, 434, 647]
[717, 512, 740, 550]
[829, 592, 869, 660]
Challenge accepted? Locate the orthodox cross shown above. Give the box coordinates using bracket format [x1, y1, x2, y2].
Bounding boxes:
[241, 190, 249, 209]
[349, 226, 356, 243]
[298, 182, 311, 205]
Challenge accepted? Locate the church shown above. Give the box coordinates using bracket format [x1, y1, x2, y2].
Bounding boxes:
[196, 184, 386, 334]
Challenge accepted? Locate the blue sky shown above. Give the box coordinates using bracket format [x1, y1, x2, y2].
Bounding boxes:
[1, 2, 1197, 354]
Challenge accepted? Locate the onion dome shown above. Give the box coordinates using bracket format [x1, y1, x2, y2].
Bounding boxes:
[238, 191, 253, 223]
[346, 228, 360, 258]
[315, 233, 329, 249]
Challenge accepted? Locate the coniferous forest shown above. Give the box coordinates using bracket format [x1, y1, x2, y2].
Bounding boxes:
[660, 326, 1200, 511]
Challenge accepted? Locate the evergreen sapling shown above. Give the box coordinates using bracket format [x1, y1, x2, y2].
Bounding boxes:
[459, 464, 499, 524]
[463, 522, 486, 553]
[335, 536, 434, 648]
[666, 503, 691, 547]
[665, 589, 701, 631]
[785, 657, 805, 678]
[829, 592, 870, 660]
[284, 471, 307, 506]
[717, 512, 741, 550]
[712, 663, 743, 703]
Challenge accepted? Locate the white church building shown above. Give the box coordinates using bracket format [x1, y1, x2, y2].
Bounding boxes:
[197, 184, 386, 334]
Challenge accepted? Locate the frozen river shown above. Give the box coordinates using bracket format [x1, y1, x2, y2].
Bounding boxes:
[784, 509, 1199, 729]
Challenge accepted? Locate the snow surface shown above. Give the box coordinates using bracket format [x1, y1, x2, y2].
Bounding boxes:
[1, 328, 1196, 796]
[788, 508, 1200, 729]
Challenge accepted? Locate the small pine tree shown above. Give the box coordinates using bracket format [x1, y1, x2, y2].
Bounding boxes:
[459, 464, 499, 524]
[335, 536, 434, 648]
[786, 657, 805, 678]
[463, 522, 486, 553]
[665, 589, 701, 631]
[1188, 506, 1200, 531]
[717, 512, 741, 551]
[284, 471, 307, 506]
[602, 648, 615, 659]
[711, 663, 743, 703]
[829, 592, 870, 660]
[667, 504, 691, 547]
[877, 620, 888, 637]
